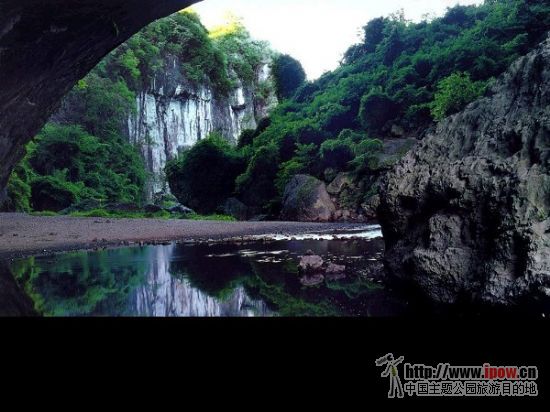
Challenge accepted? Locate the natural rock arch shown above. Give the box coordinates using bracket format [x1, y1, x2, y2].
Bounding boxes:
[0, 0, 199, 202]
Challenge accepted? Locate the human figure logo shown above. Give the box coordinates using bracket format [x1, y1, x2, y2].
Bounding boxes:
[376, 353, 405, 398]
[375, 354, 539, 398]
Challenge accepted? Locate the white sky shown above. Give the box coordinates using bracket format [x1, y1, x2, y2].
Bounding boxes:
[191, 0, 484, 79]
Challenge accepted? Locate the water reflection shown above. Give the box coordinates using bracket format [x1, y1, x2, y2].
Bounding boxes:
[5, 227, 411, 317]
[131, 244, 272, 316]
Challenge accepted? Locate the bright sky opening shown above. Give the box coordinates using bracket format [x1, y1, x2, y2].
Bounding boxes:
[192, 0, 484, 79]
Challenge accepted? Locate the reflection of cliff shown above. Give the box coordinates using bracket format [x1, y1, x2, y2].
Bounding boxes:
[131, 245, 273, 317]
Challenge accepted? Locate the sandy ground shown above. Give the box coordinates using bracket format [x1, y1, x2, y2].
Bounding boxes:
[0, 213, 365, 259]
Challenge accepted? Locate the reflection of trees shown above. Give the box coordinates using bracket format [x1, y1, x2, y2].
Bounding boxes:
[168, 242, 388, 317]
[169, 244, 250, 301]
[168, 244, 340, 316]
[7, 239, 389, 317]
[11, 249, 146, 316]
[242, 261, 341, 317]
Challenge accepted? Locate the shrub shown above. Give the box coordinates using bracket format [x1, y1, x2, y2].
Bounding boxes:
[430, 72, 486, 120]
[3, 171, 32, 212]
[272, 54, 307, 100]
[236, 143, 280, 208]
[320, 139, 355, 171]
[359, 90, 399, 134]
[166, 133, 246, 214]
[30, 175, 81, 212]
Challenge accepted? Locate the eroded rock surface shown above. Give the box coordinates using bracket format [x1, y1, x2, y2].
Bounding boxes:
[281, 175, 336, 222]
[378, 37, 550, 305]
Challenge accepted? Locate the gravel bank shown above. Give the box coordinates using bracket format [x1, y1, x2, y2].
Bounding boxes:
[0, 213, 371, 259]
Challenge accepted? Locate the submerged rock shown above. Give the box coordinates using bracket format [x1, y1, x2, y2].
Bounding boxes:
[378, 36, 550, 306]
[326, 263, 346, 274]
[300, 274, 325, 287]
[299, 255, 324, 272]
[281, 175, 336, 222]
[167, 204, 194, 215]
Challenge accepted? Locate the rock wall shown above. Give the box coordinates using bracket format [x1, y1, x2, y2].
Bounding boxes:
[126, 55, 277, 198]
[378, 36, 550, 306]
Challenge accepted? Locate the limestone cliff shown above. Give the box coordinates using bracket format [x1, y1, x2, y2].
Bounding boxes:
[126, 55, 276, 198]
[378, 36, 550, 306]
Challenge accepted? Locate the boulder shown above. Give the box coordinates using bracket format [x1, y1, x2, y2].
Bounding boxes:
[299, 255, 324, 272]
[168, 204, 194, 215]
[281, 175, 336, 222]
[378, 37, 550, 306]
[327, 172, 353, 195]
[361, 194, 381, 220]
[221, 197, 249, 221]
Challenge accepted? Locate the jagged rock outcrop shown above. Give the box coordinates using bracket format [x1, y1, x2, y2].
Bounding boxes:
[325, 138, 418, 222]
[378, 37, 550, 306]
[281, 175, 336, 222]
[0, 0, 198, 205]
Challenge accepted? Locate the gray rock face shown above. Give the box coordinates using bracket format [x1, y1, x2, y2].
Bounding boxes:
[281, 175, 336, 222]
[50, 44, 277, 202]
[378, 37, 550, 305]
[125, 55, 277, 198]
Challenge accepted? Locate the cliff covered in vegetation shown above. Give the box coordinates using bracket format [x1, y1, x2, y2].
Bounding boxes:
[379, 35, 550, 306]
[166, 0, 550, 219]
[2, 10, 277, 211]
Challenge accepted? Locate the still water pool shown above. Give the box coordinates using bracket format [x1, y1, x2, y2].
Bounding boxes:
[6, 225, 422, 317]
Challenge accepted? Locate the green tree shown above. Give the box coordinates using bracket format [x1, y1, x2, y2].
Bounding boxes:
[359, 90, 399, 134]
[431, 72, 485, 120]
[166, 133, 246, 214]
[272, 54, 307, 100]
[26, 124, 145, 210]
[320, 139, 354, 171]
[235, 143, 280, 209]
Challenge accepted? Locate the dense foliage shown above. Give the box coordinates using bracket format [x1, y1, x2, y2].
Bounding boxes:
[9, 124, 146, 212]
[107, 11, 272, 95]
[272, 54, 307, 99]
[208, 0, 550, 216]
[4, 10, 275, 213]
[5, 1, 549, 217]
[166, 133, 246, 214]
